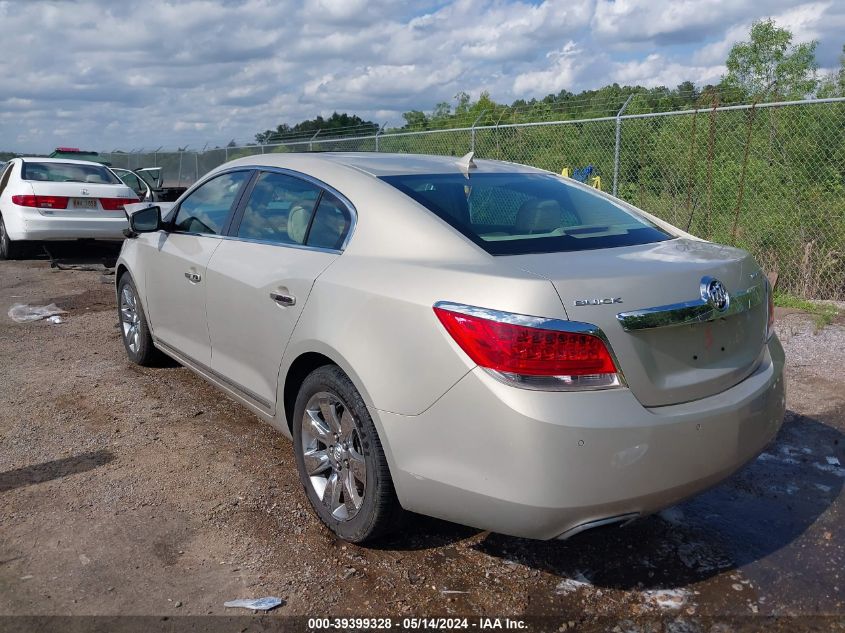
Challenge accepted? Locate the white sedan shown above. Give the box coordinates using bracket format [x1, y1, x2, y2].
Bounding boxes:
[0, 157, 139, 259]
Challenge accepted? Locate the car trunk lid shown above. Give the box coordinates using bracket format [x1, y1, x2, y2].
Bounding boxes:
[505, 238, 768, 407]
[27, 181, 137, 218]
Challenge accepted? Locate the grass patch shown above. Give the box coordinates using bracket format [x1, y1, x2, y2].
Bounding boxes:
[774, 292, 840, 329]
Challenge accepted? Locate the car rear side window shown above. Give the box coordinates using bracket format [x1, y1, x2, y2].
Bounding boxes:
[380, 173, 672, 255]
[22, 161, 121, 185]
[173, 171, 251, 236]
[306, 193, 351, 250]
[236, 172, 321, 245]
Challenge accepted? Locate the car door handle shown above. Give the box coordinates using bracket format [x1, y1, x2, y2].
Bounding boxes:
[184, 272, 201, 283]
[270, 292, 296, 307]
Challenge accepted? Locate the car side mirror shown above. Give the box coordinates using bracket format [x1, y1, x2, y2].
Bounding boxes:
[124, 205, 162, 237]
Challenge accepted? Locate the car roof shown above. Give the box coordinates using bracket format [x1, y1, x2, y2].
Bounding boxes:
[16, 157, 112, 167]
[224, 152, 546, 178]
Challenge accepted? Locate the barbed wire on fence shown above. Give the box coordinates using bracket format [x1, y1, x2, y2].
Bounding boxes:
[104, 96, 845, 301]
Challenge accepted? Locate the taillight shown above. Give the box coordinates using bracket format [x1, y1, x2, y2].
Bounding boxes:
[99, 197, 139, 211]
[12, 194, 69, 209]
[433, 303, 623, 391]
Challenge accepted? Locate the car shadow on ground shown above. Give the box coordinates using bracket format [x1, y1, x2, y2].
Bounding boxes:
[0, 449, 114, 493]
[472, 410, 843, 590]
[374, 516, 483, 551]
[21, 241, 122, 269]
[377, 410, 842, 590]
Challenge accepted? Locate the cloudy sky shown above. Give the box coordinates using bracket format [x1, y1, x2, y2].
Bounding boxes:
[1, 0, 842, 153]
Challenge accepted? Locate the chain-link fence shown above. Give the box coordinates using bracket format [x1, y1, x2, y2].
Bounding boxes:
[104, 97, 845, 300]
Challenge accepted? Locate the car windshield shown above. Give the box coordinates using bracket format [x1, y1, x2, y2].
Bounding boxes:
[22, 161, 122, 185]
[380, 172, 672, 255]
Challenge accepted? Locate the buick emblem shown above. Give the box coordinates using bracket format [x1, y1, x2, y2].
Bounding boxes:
[574, 297, 623, 306]
[702, 277, 730, 312]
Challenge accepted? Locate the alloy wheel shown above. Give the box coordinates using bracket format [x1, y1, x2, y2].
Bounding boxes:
[300, 391, 367, 521]
[119, 284, 141, 354]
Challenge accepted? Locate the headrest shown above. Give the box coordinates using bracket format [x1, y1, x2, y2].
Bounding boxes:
[287, 202, 311, 243]
[515, 199, 561, 234]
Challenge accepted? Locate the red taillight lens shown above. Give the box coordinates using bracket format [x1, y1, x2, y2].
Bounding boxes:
[99, 197, 139, 211]
[433, 306, 617, 376]
[12, 194, 69, 209]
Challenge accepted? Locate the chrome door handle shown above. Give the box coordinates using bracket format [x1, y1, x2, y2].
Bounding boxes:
[184, 272, 201, 283]
[270, 292, 296, 307]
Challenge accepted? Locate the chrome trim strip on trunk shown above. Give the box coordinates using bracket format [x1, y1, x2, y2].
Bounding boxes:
[616, 282, 763, 332]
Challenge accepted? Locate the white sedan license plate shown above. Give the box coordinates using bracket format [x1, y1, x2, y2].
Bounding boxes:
[72, 198, 98, 210]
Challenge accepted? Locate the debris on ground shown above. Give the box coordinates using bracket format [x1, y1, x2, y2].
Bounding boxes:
[555, 572, 592, 595]
[642, 588, 689, 610]
[8, 303, 67, 323]
[52, 262, 113, 272]
[48, 315, 64, 324]
[223, 597, 284, 611]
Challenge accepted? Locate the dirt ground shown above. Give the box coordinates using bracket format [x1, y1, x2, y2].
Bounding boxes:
[0, 243, 843, 631]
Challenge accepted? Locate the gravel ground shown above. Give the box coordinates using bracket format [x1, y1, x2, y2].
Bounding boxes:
[0, 244, 842, 631]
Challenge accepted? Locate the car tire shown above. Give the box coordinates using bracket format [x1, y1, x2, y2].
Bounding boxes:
[292, 365, 402, 543]
[117, 274, 165, 366]
[0, 214, 24, 260]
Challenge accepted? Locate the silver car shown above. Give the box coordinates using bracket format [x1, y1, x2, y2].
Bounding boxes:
[116, 153, 785, 543]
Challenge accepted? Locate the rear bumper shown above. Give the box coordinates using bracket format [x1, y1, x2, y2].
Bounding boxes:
[4, 206, 128, 241]
[373, 336, 786, 540]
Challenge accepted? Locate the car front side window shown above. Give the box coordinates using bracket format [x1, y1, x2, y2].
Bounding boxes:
[173, 171, 251, 236]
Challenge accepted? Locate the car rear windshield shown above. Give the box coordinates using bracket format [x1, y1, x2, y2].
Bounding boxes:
[380, 172, 672, 255]
[22, 161, 121, 185]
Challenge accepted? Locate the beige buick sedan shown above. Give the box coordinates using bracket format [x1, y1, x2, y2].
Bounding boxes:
[116, 152, 785, 543]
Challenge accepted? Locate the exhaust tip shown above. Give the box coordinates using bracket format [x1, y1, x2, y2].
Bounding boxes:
[555, 512, 640, 540]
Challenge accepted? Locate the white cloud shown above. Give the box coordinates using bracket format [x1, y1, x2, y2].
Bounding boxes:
[591, 0, 800, 45]
[513, 42, 587, 94]
[610, 54, 725, 88]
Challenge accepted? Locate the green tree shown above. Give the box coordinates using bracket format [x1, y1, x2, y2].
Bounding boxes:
[432, 101, 451, 120]
[255, 112, 378, 144]
[402, 110, 429, 129]
[454, 91, 472, 117]
[723, 18, 818, 100]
